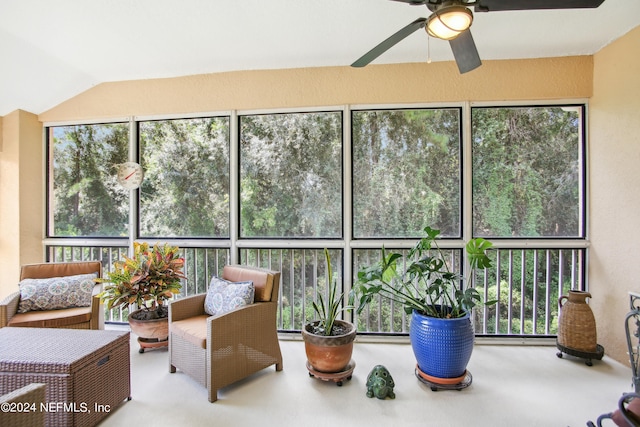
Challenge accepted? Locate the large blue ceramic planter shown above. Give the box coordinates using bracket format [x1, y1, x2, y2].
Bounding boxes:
[410, 309, 474, 379]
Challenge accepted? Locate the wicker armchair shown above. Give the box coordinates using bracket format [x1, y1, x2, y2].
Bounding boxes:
[0, 383, 46, 427]
[169, 265, 283, 402]
[0, 261, 103, 330]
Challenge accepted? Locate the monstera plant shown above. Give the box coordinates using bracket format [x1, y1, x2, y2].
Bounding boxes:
[352, 226, 494, 320]
[352, 226, 495, 387]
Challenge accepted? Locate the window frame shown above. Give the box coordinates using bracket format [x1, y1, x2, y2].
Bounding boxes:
[42, 99, 589, 338]
[136, 115, 232, 239]
[350, 106, 464, 240]
[468, 102, 587, 241]
[237, 108, 345, 240]
[45, 117, 132, 240]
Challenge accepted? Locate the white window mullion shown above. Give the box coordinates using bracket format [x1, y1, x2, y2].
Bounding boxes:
[129, 117, 138, 253]
[343, 105, 353, 322]
[229, 110, 239, 265]
[462, 101, 473, 242]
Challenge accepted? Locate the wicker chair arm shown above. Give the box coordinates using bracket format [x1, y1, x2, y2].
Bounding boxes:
[206, 301, 277, 346]
[169, 294, 207, 322]
[90, 283, 103, 329]
[0, 292, 20, 328]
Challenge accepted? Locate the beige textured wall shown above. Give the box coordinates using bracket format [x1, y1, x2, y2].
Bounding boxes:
[589, 25, 640, 365]
[0, 112, 20, 298]
[18, 112, 44, 266]
[0, 110, 43, 298]
[40, 56, 593, 122]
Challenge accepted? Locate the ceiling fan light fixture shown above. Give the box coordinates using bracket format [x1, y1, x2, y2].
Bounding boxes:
[426, 5, 473, 40]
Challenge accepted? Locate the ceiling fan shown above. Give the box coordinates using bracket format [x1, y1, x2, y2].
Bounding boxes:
[351, 0, 606, 74]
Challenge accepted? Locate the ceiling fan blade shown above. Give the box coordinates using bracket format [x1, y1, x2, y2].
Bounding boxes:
[449, 29, 482, 74]
[351, 18, 427, 68]
[475, 0, 605, 12]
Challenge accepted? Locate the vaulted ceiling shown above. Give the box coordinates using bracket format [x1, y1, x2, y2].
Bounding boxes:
[1, 0, 639, 116]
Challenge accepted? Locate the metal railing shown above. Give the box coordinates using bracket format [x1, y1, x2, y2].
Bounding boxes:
[47, 244, 229, 323]
[474, 248, 584, 337]
[48, 244, 130, 322]
[46, 244, 584, 338]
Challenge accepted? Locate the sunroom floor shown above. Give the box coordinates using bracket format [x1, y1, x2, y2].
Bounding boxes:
[100, 327, 631, 427]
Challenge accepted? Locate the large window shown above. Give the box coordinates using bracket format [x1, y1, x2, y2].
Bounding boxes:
[45, 102, 587, 337]
[239, 112, 343, 238]
[48, 123, 129, 237]
[472, 106, 584, 238]
[139, 117, 230, 238]
[352, 108, 461, 238]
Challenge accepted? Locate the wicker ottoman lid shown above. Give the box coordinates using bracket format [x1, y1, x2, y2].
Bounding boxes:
[0, 328, 129, 374]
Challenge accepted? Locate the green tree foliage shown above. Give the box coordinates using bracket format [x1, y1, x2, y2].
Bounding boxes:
[240, 112, 342, 237]
[472, 107, 581, 237]
[51, 123, 129, 236]
[139, 118, 230, 237]
[352, 109, 461, 237]
[49, 105, 584, 337]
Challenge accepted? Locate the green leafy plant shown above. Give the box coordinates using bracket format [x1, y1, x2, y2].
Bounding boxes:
[97, 242, 186, 320]
[309, 248, 353, 336]
[352, 226, 495, 319]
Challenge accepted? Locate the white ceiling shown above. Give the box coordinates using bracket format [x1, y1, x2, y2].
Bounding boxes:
[1, 0, 639, 117]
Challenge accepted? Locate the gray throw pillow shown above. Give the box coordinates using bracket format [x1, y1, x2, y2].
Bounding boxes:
[17, 272, 98, 313]
[204, 276, 254, 316]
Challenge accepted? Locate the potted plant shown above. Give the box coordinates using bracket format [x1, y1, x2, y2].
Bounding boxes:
[97, 241, 185, 353]
[302, 248, 356, 382]
[352, 226, 494, 386]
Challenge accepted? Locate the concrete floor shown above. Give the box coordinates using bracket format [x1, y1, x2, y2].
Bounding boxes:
[99, 330, 633, 427]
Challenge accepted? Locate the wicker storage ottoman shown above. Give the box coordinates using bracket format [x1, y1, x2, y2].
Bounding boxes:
[0, 327, 130, 427]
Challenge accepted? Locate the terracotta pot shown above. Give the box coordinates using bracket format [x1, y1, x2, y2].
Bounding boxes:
[302, 320, 356, 373]
[128, 309, 169, 341]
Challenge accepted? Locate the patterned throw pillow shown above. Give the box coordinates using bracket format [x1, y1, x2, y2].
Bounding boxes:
[17, 272, 98, 313]
[204, 276, 254, 316]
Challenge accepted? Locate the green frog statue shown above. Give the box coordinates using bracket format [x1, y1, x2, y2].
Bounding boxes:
[365, 365, 395, 399]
